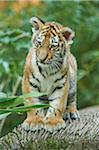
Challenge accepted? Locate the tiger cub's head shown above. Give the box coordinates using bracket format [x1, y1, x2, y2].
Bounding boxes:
[30, 17, 74, 66]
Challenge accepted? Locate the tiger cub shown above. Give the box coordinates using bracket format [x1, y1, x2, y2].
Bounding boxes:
[22, 17, 80, 132]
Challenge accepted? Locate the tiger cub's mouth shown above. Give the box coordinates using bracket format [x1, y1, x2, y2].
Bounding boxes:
[37, 50, 53, 64]
[40, 53, 49, 63]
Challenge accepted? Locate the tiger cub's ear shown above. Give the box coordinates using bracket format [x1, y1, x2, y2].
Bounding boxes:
[30, 17, 44, 33]
[60, 27, 75, 45]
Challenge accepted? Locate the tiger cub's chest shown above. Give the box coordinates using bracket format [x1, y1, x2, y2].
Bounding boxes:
[40, 76, 57, 93]
[29, 70, 66, 95]
[30, 51, 68, 94]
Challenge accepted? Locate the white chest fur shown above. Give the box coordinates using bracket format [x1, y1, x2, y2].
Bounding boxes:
[40, 73, 62, 94]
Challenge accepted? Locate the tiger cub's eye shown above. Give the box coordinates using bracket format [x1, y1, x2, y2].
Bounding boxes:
[36, 35, 44, 45]
[51, 36, 59, 47]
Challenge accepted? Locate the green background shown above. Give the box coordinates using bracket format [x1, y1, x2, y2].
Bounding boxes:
[0, 0, 99, 137]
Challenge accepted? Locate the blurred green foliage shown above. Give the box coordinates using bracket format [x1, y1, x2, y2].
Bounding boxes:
[0, 0, 99, 138]
[0, 1, 99, 136]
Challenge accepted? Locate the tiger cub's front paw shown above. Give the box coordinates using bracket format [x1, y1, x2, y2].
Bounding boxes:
[63, 110, 80, 121]
[44, 116, 66, 132]
[22, 116, 44, 131]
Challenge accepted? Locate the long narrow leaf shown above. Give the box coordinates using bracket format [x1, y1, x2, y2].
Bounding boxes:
[19, 92, 47, 99]
[0, 104, 50, 114]
[0, 97, 19, 108]
[0, 92, 48, 109]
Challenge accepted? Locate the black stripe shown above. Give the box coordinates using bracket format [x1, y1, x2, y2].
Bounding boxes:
[51, 30, 56, 37]
[29, 81, 40, 92]
[50, 25, 57, 33]
[51, 81, 66, 94]
[54, 68, 68, 83]
[41, 26, 50, 35]
[51, 86, 64, 94]
[36, 61, 46, 78]
[31, 72, 40, 83]
[37, 17, 45, 24]
[41, 29, 49, 35]
[38, 95, 48, 101]
[38, 65, 46, 78]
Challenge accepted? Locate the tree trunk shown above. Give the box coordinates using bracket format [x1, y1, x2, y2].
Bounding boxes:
[0, 107, 99, 150]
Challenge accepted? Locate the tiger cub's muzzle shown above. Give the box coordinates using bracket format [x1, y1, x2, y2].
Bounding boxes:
[37, 47, 53, 63]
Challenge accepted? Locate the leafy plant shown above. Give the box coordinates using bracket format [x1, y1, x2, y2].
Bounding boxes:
[0, 92, 50, 120]
[0, 0, 99, 137]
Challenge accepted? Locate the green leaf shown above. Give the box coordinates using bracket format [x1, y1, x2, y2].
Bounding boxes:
[19, 92, 47, 99]
[0, 92, 47, 108]
[0, 97, 22, 108]
[0, 104, 50, 114]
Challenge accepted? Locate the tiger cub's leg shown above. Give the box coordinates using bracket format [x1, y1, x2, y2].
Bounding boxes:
[22, 79, 45, 131]
[63, 78, 80, 121]
[23, 102, 45, 131]
[44, 83, 69, 131]
[22, 98, 45, 131]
